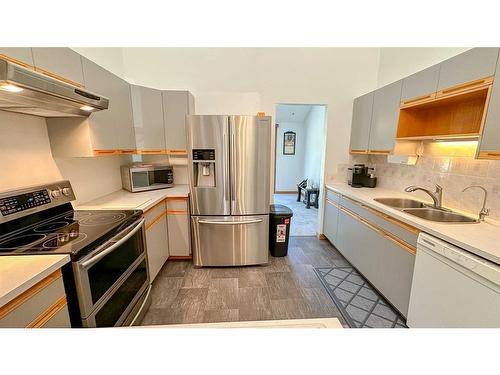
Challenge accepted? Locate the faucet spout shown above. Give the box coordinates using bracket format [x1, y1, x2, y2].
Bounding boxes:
[404, 184, 443, 208]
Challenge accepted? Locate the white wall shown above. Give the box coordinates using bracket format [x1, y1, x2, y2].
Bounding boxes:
[377, 47, 470, 86]
[0, 111, 131, 205]
[275, 122, 306, 191]
[303, 106, 326, 187]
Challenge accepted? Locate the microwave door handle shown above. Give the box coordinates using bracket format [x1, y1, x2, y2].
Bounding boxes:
[80, 218, 145, 269]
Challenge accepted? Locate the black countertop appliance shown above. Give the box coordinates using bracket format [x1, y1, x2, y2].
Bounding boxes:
[348, 164, 377, 188]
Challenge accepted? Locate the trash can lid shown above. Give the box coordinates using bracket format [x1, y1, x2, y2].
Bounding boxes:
[270, 204, 293, 216]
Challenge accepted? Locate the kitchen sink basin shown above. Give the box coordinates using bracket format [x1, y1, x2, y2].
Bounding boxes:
[402, 208, 478, 223]
[374, 198, 427, 209]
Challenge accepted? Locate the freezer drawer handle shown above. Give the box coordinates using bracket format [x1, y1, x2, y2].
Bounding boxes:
[198, 219, 263, 225]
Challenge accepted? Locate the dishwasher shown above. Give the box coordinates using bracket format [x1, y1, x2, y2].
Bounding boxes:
[407, 233, 500, 328]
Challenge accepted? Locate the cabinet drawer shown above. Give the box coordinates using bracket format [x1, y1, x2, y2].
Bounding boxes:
[325, 188, 341, 204]
[166, 197, 189, 212]
[0, 270, 66, 328]
[339, 195, 418, 248]
[144, 201, 167, 227]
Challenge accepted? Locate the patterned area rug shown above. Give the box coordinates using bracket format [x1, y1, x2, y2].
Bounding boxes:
[314, 266, 407, 328]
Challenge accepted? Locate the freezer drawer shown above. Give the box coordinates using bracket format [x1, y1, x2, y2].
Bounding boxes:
[191, 215, 269, 267]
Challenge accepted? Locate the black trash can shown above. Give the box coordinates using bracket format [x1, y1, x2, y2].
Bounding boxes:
[269, 204, 293, 257]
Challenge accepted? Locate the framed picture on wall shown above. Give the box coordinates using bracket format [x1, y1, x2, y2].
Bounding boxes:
[283, 131, 296, 155]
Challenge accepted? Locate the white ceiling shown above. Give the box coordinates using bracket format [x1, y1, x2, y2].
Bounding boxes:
[276, 104, 313, 123]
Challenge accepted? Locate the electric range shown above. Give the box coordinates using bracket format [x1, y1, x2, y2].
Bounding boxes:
[0, 181, 151, 327]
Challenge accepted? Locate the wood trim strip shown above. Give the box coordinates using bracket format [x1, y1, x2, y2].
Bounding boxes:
[166, 197, 189, 202]
[93, 150, 119, 156]
[350, 149, 367, 154]
[400, 93, 436, 107]
[144, 200, 166, 215]
[167, 210, 188, 215]
[396, 134, 480, 141]
[0, 54, 35, 69]
[33, 67, 83, 88]
[318, 234, 327, 240]
[437, 76, 494, 97]
[478, 151, 500, 160]
[145, 211, 168, 231]
[118, 149, 136, 154]
[27, 296, 67, 328]
[136, 149, 168, 155]
[325, 186, 340, 196]
[326, 199, 339, 209]
[0, 269, 62, 319]
[167, 149, 188, 155]
[368, 150, 391, 155]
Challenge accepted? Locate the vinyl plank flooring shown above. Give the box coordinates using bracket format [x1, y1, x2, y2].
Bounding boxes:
[140, 236, 349, 326]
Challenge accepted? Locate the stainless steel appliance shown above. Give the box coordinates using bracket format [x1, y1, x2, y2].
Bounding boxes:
[187, 115, 272, 267]
[0, 57, 109, 117]
[0, 181, 150, 327]
[121, 164, 174, 192]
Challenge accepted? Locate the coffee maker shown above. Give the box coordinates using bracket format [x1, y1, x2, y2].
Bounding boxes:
[348, 164, 377, 188]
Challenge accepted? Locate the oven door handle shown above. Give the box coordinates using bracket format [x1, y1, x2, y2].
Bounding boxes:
[80, 218, 145, 269]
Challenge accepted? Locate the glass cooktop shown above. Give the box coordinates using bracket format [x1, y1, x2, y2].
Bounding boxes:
[0, 209, 142, 259]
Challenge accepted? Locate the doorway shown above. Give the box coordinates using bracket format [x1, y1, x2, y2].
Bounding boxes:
[273, 104, 327, 236]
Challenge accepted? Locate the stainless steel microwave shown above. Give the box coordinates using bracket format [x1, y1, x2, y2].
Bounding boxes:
[121, 164, 174, 192]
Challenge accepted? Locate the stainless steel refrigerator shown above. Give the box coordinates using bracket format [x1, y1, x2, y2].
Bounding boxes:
[187, 115, 272, 267]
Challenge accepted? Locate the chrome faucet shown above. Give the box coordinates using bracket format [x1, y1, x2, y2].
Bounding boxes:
[404, 184, 443, 208]
[462, 185, 490, 222]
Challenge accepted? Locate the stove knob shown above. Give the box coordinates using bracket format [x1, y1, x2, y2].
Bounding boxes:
[62, 188, 72, 196]
[51, 189, 62, 199]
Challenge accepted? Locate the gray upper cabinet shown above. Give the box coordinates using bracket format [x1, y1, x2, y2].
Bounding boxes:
[0, 48, 34, 66]
[368, 80, 402, 152]
[437, 48, 499, 90]
[478, 55, 500, 156]
[162, 91, 194, 151]
[32, 48, 85, 86]
[131, 85, 166, 151]
[401, 65, 440, 102]
[349, 92, 373, 152]
[82, 57, 135, 150]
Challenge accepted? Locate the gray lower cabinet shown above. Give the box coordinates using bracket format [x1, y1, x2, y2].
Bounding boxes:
[401, 65, 440, 103]
[437, 48, 499, 91]
[336, 205, 415, 317]
[349, 92, 373, 152]
[144, 201, 169, 282]
[162, 90, 195, 151]
[131, 85, 166, 151]
[32, 48, 85, 86]
[82, 57, 135, 150]
[478, 52, 500, 156]
[368, 80, 402, 152]
[0, 47, 34, 66]
[324, 199, 339, 246]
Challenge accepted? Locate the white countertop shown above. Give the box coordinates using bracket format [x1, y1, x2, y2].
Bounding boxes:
[0, 254, 70, 307]
[77, 185, 189, 212]
[326, 183, 500, 265]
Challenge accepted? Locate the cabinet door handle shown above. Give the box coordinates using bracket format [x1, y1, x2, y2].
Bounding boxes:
[401, 93, 434, 105]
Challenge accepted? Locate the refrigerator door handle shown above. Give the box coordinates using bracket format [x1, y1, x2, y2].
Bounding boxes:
[230, 118, 236, 210]
[198, 219, 263, 225]
[223, 126, 231, 206]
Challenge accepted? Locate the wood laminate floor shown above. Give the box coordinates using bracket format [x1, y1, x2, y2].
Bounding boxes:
[141, 237, 349, 326]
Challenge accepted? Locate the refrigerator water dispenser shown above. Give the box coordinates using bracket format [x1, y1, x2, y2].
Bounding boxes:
[193, 149, 216, 187]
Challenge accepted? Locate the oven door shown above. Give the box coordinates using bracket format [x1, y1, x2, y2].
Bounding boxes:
[73, 218, 150, 327]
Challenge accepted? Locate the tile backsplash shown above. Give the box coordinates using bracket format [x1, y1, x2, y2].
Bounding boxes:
[334, 154, 500, 220]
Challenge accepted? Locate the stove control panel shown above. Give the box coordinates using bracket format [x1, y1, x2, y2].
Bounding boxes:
[0, 190, 51, 216]
[0, 180, 76, 223]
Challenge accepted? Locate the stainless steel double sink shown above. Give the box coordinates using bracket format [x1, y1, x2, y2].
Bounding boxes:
[373, 198, 478, 223]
